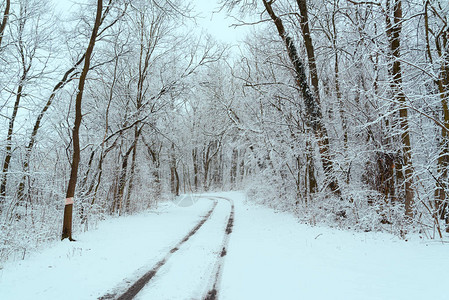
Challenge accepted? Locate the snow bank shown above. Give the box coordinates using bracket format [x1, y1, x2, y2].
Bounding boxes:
[219, 192, 449, 300]
[0, 199, 213, 299]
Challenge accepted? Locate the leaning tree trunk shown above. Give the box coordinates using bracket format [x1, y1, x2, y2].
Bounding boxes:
[262, 0, 340, 195]
[0, 0, 10, 49]
[62, 0, 103, 241]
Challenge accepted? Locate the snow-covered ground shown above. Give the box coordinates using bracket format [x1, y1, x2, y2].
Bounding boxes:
[0, 191, 448, 299]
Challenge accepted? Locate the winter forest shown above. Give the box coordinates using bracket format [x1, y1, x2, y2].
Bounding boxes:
[1, 0, 449, 263]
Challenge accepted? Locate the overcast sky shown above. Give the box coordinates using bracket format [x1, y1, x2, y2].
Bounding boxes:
[53, 0, 249, 46]
[193, 0, 248, 45]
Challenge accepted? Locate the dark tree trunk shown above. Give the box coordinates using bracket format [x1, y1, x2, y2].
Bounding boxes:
[125, 140, 138, 213]
[192, 148, 199, 191]
[385, 0, 414, 218]
[62, 0, 103, 241]
[170, 143, 179, 196]
[115, 141, 137, 215]
[230, 148, 238, 186]
[262, 0, 340, 195]
[428, 2, 449, 230]
[0, 0, 10, 48]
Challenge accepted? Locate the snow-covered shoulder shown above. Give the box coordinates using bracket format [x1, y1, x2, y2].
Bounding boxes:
[218, 191, 449, 300]
[0, 198, 213, 300]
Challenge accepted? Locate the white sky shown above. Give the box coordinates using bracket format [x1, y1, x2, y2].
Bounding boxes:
[192, 0, 248, 45]
[53, 0, 250, 46]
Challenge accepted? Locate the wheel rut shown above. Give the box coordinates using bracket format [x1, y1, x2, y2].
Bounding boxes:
[98, 200, 218, 300]
[203, 196, 235, 300]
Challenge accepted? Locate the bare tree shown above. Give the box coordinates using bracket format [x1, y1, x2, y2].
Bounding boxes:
[62, 0, 104, 241]
[384, 0, 414, 218]
[0, 0, 48, 209]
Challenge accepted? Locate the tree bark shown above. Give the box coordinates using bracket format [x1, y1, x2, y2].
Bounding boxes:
[386, 0, 414, 218]
[115, 140, 138, 215]
[142, 136, 162, 200]
[432, 7, 449, 228]
[170, 143, 179, 196]
[192, 148, 199, 190]
[329, 5, 348, 147]
[262, 0, 340, 195]
[124, 135, 138, 213]
[0, 0, 10, 48]
[230, 148, 238, 186]
[62, 0, 103, 241]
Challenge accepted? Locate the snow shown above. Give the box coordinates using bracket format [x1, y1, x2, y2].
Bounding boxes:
[219, 192, 449, 300]
[135, 197, 231, 299]
[0, 199, 214, 299]
[1, 191, 448, 300]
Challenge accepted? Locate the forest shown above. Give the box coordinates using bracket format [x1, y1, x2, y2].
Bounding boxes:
[0, 0, 448, 262]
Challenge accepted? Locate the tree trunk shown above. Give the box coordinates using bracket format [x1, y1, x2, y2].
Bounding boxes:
[203, 145, 211, 191]
[0, 0, 10, 48]
[115, 142, 136, 215]
[170, 143, 179, 196]
[330, 8, 348, 147]
[125, 139, 138, 213]
[262, 0, 340, 195]
[142, 136, 161, 200]
[230, 148, 238, 186]
[435, 26, 449, 228]
[306, 140, 318, 196]
[239, 150, 245, 182]
[192, 148, 199, 191]
[62, 0, 103, 241]
[386, 0, 414, 218]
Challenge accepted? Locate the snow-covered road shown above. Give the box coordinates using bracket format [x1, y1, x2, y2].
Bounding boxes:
[132, 196, 233, 300]
[1, 191, 448, 300]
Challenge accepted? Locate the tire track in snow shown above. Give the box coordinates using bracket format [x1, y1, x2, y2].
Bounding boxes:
[98, 199, 218, 300]
[204, 196, 235, 300]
